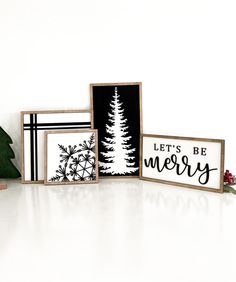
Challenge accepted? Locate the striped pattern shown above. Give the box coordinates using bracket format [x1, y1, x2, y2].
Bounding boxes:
[22, 112, 91, 182]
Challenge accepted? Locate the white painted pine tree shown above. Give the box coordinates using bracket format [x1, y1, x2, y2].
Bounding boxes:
[100, 87, 138, 175]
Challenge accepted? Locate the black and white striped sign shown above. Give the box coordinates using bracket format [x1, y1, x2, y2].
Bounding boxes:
[22, 111, 91, 182]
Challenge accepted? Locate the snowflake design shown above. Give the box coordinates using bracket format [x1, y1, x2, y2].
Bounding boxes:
[49, 133, 96, 182]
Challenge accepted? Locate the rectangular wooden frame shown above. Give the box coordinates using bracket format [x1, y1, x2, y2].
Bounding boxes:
[21, 109, 92, 184]
[0, 183, 7, 190]
[44, 129, 99, 185]
[90, 82, 143, 179]
[140, 134, 225, 193]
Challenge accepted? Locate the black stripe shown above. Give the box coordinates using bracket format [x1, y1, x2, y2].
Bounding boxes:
[24, 126, 91, 131]
[30, 114, 34, 181]
[24, 122, 90, 127]
[34, 114, 38, 181]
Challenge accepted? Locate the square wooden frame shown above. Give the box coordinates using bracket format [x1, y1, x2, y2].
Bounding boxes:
[90, 82, 143, 179]
[140, 134, 225, 193]
[21, 109, 92, 184]
[44, 129, 99, 185]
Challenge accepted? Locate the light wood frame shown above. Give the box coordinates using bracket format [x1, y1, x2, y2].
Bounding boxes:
[140, 134, 225, 193]
[21, 109, 92, 184]
[90, 82, 143, 179]
[0, 183, 7, 190]
[44, 129, 99, 185]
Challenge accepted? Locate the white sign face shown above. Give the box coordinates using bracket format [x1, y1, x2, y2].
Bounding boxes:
[21, 110, 91, 183]
[45, 130, 99, 185]
[140, 135, 225, 192]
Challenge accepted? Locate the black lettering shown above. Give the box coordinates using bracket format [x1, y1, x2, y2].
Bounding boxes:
[176, 145, 181, 153]
[164, 157, 175, 170]
[144, 155, 217, 185]
[193, 147, 199, 155]
[144, 157, 165, 172]
[201, 148, 207, 156]
[166, 144, 172, 152]
[197, 164, 217, 184]
[160, 144, 165, 151]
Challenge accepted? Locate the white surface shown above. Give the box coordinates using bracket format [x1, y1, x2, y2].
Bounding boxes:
[142, 136, 222, 189]
[0, 180, 236, 282]
[0, 0, 236, 171]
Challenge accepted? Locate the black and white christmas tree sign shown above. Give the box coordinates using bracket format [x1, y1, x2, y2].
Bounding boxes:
[91, 83, 142, 177]
[100, 87, 138, 174]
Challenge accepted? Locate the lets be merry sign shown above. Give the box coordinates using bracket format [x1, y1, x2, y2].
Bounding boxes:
[140, 135, 225, 193]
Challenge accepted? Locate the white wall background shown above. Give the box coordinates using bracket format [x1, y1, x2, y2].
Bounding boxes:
[0, 0, 235, 172]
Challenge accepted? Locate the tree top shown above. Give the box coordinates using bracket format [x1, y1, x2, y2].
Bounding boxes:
[0, 127, 13, 144]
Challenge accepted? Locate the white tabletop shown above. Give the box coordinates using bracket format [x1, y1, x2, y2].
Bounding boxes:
[0, 179, 235, 282]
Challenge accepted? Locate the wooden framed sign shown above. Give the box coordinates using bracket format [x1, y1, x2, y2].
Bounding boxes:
[44, 129, 99, 185]
[21, 110, 91, 183]
[140, 134, 225, 193]
[0, 183, 7, 190]
[90, 82, 142, 178]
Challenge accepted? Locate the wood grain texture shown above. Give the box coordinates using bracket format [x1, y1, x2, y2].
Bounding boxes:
[21, 109, 91, 114]
[20, 111, 25, 184]
[139, 134, 225, 193]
